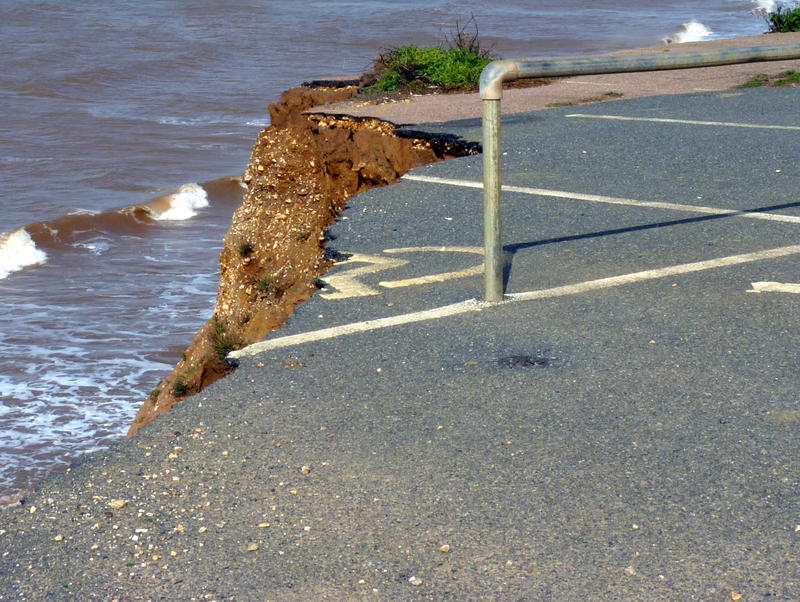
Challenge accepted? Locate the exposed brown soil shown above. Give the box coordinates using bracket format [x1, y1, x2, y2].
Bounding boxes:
[128, 85, 477, 436]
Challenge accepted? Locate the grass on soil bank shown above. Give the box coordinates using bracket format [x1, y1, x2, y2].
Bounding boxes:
[760, 2, 800, 32]
[361, 16, 498, 93]
[737, 70, 800, 88]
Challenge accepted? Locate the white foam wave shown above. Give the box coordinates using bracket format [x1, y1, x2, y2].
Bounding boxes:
[664, 20, 713, 44]
[0, 228, 48, 279]
[751, 0, 776, 13]
[152, 182, 209, 221]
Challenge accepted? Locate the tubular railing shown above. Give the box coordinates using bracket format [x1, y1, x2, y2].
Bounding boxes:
[479, 43, 800, 302]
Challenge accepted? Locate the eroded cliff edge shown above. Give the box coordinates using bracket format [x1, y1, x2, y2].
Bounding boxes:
[129, 85, 477, 435]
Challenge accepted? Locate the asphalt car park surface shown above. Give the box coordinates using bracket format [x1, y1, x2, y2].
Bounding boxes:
[2, 88, 798, 600]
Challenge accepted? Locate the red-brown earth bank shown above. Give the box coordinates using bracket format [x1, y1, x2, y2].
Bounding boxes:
[129, 85, 476, 435]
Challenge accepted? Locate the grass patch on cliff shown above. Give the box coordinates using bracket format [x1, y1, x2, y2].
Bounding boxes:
[212, 321, 241, 360]
[172, 377, 190, 397]
[362, 16, 497, 93]
[366, 46, 494, 92]
[257, 277, 277, 293]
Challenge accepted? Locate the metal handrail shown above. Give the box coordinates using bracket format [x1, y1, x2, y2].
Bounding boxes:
[479, 43, 800, 302]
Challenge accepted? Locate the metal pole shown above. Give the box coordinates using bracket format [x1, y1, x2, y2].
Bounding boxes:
[478, 42, 800, 302]
[483, 98, 503, 302]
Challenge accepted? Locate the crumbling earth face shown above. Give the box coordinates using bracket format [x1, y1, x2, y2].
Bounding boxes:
[129, 86, 477, 435]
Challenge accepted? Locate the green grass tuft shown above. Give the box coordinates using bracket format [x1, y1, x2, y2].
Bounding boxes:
[368, 46, 494, 92]
[172, 377, 190, 397]
[759, 2, 800, 32]
[362, 16, 497, 93]
[737, 73, 769, 88]
[257, 277, 277, 293]
[736, 70, 800, 88]
[212, 320, 240, 360]
[774, 69, 800, 86]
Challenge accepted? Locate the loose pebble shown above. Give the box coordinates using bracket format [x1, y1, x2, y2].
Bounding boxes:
[439, 544, 451, 553]
[245, 543, 260, 552]
[53, 534, 64, 542]
[108, 500, 127, 510]
[300, 465, 311, 475]
[408, 576, 423, 586]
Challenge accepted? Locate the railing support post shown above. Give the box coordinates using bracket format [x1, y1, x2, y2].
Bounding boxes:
[483, 98, 503, 302]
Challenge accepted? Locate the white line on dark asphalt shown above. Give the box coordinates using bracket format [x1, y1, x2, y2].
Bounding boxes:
[402, 174, 800, 225]
[229, 244, 800, 357]
[565, 113, 800, 130]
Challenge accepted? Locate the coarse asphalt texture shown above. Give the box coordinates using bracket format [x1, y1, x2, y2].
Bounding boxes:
[2, 40, 800, 601]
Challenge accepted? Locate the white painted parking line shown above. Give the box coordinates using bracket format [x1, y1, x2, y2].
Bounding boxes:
[319, 247, 484, 300]
[509, 244, 800, 302]
[229, 299, 487, 356]
[402, 174, 800, 225]
[229, 243, 800, 357]
[565, 113, 800, 131]
[748, 281, 800, 293]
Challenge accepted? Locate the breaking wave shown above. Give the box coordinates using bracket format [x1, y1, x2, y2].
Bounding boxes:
[148, 182, 209, 221]
[751, 0, 776, 13]
[664, 20, 713, 44]
[0, 228, 48, 279]
[0, 180, 241, 279]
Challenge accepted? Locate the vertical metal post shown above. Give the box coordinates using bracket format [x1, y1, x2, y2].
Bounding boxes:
[482, 98, 503, 302]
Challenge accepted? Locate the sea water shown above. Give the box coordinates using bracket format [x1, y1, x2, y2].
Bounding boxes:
[0, 0, 779, 503]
